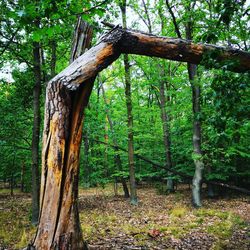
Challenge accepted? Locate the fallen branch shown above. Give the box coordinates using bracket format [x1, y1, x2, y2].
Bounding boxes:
[90, 138, 250, 196]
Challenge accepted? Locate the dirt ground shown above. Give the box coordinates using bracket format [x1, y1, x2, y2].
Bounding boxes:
[0, 184, 249, 249]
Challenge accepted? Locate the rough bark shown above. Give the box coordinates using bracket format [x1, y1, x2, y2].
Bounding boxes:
[32, 18, 94, 249]
[47, 26, 249, 94]
[119, 30, 250, 73]
[121, 0, 138, 205]
[101, 84, 130, 198]
[31, 33, 42, 224]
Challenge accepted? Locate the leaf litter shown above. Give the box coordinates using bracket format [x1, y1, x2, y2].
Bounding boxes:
[0, 185, 249, 249]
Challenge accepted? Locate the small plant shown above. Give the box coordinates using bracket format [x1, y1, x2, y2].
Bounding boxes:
[15, 230, 28, 249]
[170, 207, 187, 218]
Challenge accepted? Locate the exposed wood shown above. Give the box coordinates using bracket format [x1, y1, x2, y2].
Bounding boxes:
[32, 18, 94, 249]
[47, 25, 250, 94]
[120, 29, 250, 73]
[31, 21, 250, 249]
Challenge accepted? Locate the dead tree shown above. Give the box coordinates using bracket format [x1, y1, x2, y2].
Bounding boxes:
[31, 26, 250, 249]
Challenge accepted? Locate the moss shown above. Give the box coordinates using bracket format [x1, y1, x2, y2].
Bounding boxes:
[15, 230, 28, 249]
[170, 207, 188, 218]
[195, 208, 231, 220]
[160, 226, 187, 238]
[196, 217, 204, 224]
[207, 220, 233, 239]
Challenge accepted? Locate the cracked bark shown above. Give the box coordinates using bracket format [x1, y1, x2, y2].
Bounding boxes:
[32, 19, 94, 250]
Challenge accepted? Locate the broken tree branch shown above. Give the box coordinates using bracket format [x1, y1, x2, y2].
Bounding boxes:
[91, 138, 250, 196]
[48, 25, 250, 92]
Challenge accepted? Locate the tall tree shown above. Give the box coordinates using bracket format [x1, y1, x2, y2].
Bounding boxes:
[101, 82, 130, 198]
[120, 0, 138, 205]
[158, 6, 175, 192]
[165, 0, 204, 206]
[185, 2, 204, 208]
[159, 67, 174, 192]
[31, 17, 42, 224]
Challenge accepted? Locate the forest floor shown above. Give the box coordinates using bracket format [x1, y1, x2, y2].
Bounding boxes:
[0, 184, 249, 250]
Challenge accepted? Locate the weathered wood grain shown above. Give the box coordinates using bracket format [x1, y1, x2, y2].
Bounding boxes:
[48, 26, 250, 93]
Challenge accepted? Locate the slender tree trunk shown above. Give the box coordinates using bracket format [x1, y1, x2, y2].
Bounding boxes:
[185, 4, 205, 208]
[159, 73, 174, 193]
[21, 162, 25, 192]
[120, 0, 138, 205]
[104, 115, 109, 178]
[157, 8, 175, 192]
[31, 21, 42, 224]
[31, 18, 93, 249]
[101, 84, 130, 198]
[188, 63, 204, 207]
[10, 172, 14, 196]
[50, 40, 57, 78]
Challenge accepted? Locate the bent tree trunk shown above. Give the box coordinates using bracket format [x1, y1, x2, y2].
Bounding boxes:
[32, 24, 250, 249]
[32, 19, 94, 249]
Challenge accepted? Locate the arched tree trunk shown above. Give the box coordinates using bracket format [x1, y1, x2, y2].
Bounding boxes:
[30, 23, 249, 249]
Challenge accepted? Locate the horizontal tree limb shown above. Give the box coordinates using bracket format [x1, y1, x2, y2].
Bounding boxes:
[120, 29, 250, 73]
[91, 138, 250, 196]
[48, 25, 250, 91]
